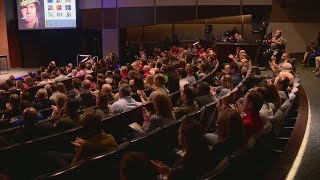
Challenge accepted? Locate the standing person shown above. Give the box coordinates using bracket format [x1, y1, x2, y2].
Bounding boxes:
[18, 0, 44, 29]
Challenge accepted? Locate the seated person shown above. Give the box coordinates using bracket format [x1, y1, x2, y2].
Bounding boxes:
[96, 91, 113, 119]
[0, 93, 22, 119]
[173, 84, 199, 120]
[151, 119, 210, 180]
[13, 107, 54, 143]
[141, 93, 175, 133]
[101, 84, 115, 102]
[79, 80, 96, 108]
[33, 88, 54, 111]
[206, 108, 248, 168]
[70, 109, 118, 164]
[263, 30, 285, 64]
[54, 98, 81, 131]
[138, 73, 170, 104]
[194, 82, 217, 108]
[111, 84, 142, 114]
[68, 78, 82, 97]
[234, 90, 264, 138]
[274, 75, 290, 102]
[177, 68, 189, 91]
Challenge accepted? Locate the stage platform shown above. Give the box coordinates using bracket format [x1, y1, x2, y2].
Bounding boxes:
[0, 68, 38, 84]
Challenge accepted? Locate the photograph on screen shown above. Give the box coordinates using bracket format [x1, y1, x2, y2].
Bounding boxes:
[18, 0, 45, 29]
[17, 0, 77, 30]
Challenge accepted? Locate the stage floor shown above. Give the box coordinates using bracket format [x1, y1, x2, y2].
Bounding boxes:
[0, 68, 38, 84]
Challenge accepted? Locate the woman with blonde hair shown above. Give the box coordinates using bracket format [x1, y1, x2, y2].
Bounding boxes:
[141, 92, 175, 133]
[51, 94, 68, 119]
[144, 74, 154, 89]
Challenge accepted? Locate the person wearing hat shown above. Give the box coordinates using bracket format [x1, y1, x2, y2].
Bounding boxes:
[19, 0, 43, 29]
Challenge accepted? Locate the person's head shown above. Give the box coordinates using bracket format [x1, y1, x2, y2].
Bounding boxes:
[41, 72, 49, 81]
[274, 75, 290, 92]
[177, 68, 187, 79]
[181, 84, 196, 103]
[275, 30, 282, 37]
[153, 93, 174, 120]
[133, 77, 144, 91]
[82, 80, 91, 90]
[22, 107, 38, 127]
[120, 152, 157, 180]
[178, 119, 207, 152]
[145, 74, 154, 86]
[51, 83, 58, 93]
[84, 74, 93, 82]
[281, 53, 288, 61]
[224, 75, 233, 90]
[58, 67, 65, 76]
[196, 82, 210, 96]
[9, 93, 20, 108]
[19, 0, 40, 27]
[243, 90, 264, 115]
[64, 98, 80, 116]
[153, 73, 165, 87]
[216, 108, 247, 145]
[55, 93, 68, 109]
[57, 82, 67, 94]
[266, 82, 281, 110]
[119, 83, 131, 97]
[80, 109, 102, 135]
[6, 79, 15, 89]
[120, 66, 128, 74]
[97, 91, 109, 108]
[24, 76, 34, 87]
[35, 88, 48, 101]
[101, 84, 112, 94]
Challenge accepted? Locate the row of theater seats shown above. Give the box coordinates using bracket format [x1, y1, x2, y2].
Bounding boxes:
[0, 65, 221, 179]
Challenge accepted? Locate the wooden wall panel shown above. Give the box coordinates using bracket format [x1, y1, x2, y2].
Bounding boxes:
[79, 9, 103, 29]
[156, 6, 196, 24]
[118, 7, 154, 28]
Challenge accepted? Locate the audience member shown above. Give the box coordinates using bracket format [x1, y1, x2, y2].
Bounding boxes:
[194, 82, 217, 108]
[141, 93, 175, 133]
[174, 84, 199, 119]
[13, 107, 54, 143]
[151, 119, 210, 180]
[33, 88, 54, 111]
[111, 84, 142, 114]
[54, 98, 81, 130]
[96, 91, 114, 119]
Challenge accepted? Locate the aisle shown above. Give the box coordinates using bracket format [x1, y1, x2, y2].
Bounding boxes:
[290, 59, 320, 179]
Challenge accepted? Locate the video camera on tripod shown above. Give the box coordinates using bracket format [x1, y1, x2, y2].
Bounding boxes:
[252, 22, 272, 45]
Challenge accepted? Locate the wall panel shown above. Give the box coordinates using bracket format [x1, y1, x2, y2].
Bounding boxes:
[118, 0, 154, 7]
[156, 6, 196, 24]
[118, 7, 154, 28]
[79, 0, 102, 9]
[156, 0, 196, 6]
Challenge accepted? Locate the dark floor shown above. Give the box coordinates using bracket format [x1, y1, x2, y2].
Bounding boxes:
[290, 56, 320, 179]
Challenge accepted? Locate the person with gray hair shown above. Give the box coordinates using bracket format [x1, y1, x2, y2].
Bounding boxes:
[111, 84, 142, 114]
[33, 88, 54, 111]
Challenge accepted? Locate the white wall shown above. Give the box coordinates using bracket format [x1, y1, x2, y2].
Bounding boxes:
[268, 23, 320, 53]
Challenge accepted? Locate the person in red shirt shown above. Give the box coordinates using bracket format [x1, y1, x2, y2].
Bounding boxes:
[241, 90, 264, 137]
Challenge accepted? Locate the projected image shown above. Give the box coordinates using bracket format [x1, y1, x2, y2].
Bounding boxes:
[17, 0, 77, 30]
